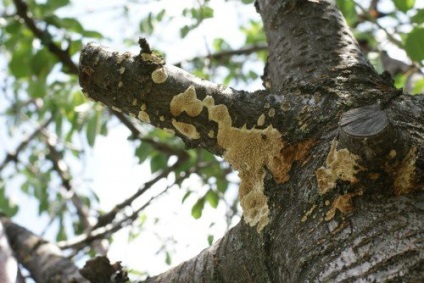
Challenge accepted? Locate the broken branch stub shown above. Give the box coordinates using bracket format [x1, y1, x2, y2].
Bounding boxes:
[338, 104, 402, 166]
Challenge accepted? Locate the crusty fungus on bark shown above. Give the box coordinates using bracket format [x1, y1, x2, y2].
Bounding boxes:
[169, 85, 314, 231]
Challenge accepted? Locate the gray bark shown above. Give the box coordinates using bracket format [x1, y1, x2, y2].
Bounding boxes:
[11, 0, 424, 282]
[0, 217, 88, 283]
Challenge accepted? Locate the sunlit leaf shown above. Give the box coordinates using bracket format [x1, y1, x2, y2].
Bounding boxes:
[207, 234, 214, 246]
[30, 48, 53, 76]
[150, 153, 168, 173]
[165, 251, 171, 265]
[405, 27, 424, 61]
[191, 198, 205, 219]
[412, 9, 424, 23]
[9, 44, 32, 78]
[393, 0, 415, 13]
[182, 191, 191, 203]
[205, 190, 219, 208]
[86, 109, 102, 147]
[336, 0, 357, 26]
[56, 216, 67, 241]
[46, 0, 70, 11]
[0, 187, 19, 217]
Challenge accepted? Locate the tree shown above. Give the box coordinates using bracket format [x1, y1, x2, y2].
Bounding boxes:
[0, 0, 423, 282]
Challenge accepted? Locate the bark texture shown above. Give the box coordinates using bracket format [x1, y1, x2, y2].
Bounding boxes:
[78, 0, 424, 281]
[10, 0, 424, 282]
[0, 217, 88, 283]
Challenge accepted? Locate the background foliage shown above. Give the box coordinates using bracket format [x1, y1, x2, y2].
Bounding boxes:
[0, 0, 423, 280]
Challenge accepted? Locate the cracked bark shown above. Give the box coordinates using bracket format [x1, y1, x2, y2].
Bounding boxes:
[76, 0, 424, 282]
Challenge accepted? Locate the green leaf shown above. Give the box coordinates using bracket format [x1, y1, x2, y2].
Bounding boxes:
[217, 178, 228, 193]
[0, 187, 19, 217]
[242, 0, 255, 3]
[213, 38, 230, 52]
[86, 110, 102, 147]
[200, 6, 214, 19]
[56, 217, 67, 241]
[182, 191, 191, 203]
[135, 142, 153, 164]
[4, 19, 21, 34]
[180, 25, 191, 38]
[336, 0, 357, 26]
[82, 30, 103, 39]
[28, 79, 47, 98]
[207, 234, 214, 246]
[413, 78, 424, 94]
[405, 28, 424, 61]
[165, 251, 171, 265]
[242, 20, 266, 45]
[393, 0, 415, 13]
[156, 9, 166, 21]
[205, 190, 219, 208]
[30, 48, 52, 76]
[412, 9, 424, 23]
[46, 0, 70, 11]
[9, 44, 32, 78]
[150, 153, 168, 173]
[191, 198, 205, 219]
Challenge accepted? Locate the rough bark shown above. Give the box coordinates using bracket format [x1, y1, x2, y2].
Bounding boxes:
[0, 217, 88, 283]
[78, 0, 424, 281]
[13, 0, 424, 282]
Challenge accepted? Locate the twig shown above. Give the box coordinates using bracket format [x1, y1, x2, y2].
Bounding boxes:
[174, 44, 268, 67]
[57, 181, 174, 250]
[354, 1, 404, 49]
[92, 153, 188, 230]
[0, 117, 52, 172]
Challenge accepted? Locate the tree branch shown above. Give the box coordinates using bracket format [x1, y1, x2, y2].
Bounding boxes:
[257, 0, 379, 90]
[0, 216, 88, 283]
[12, 0, 78, 74]
[174, 44, 268, 67]
[0, 117, 52, 172]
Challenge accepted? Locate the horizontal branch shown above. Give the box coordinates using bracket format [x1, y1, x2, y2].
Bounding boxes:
[79, 42, 309, 231]
[174, 44, 268, 67]
[79, 42, 290, 155]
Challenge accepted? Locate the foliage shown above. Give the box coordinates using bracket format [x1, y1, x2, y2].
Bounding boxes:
[0, 0, 423, 280]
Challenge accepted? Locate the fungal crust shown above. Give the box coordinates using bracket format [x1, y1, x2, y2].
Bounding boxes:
[315, 140, 363, 195]
[172, 119, 200, 140]
[394, 146, 417, 195]
[169, 85, 311, 232]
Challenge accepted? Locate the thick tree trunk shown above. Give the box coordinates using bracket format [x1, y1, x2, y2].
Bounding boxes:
[7, 0, 423, 282]
[78, 0, 424, 282]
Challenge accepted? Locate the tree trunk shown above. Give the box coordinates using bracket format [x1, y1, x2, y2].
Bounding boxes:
[80, 0, 423, 281]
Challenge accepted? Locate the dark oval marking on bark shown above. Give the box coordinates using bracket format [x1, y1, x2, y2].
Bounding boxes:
[339, 105, 388, 137]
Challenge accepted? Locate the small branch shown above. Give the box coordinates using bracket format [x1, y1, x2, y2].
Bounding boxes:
[174, 44, 268, 67]
[57, 181, 173, 250]
[0, 117, 52, 172]
[111, 110, 187, 156]
[92, 154, 188, 230]
[42, 130, 109, 255]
